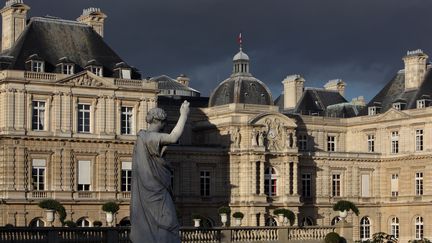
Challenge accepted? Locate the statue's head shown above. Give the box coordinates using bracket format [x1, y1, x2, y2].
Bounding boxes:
[146, 108, 167, 124]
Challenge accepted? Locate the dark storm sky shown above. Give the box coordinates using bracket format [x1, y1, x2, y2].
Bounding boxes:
[23, 0, 432, 101]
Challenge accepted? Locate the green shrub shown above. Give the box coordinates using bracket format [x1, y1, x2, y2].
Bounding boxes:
[332, 200, 359, 216]
[409, 239, 432, 243]
[372, 232, 397, 243]
[325, 232, 340, 243]
[232, 212, 244, 219]
[102, 202, 120, 213]
[38, 199, 67, 225]
[93, 220, 103, 227]
[218, 206, 230, 214]
[64, 220, 77, 227]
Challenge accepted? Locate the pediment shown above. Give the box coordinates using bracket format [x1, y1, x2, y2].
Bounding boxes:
[56, 71, 117, 89]
[376, 108, 410, 122]
[248, 112, 297, 128]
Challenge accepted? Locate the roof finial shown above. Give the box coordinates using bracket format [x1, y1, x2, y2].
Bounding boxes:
[237, 32, 243, 51]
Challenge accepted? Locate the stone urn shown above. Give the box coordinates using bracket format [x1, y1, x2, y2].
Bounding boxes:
[220, 213, 228, 227]
[193, 218, 201, 228]
[277, 214, 285, 225]
[234, 218, 242, 226]
[338, 210, 348, 219]
[106, 212, 114, 227]
[45, 209, 55, 225]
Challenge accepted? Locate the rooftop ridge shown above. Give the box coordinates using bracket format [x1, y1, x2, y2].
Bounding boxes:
[83, 7, 102, 16]
[5, 0, 23, 7]
[30, 16, 89, 27]
[304, 87, 339, 92]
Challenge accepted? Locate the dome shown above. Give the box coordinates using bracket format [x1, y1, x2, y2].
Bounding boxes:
[209, 75, 273, 107]
[233, 50, 249, 61]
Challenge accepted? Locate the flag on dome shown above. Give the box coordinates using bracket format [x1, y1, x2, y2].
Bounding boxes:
[238, 33, 242, 45]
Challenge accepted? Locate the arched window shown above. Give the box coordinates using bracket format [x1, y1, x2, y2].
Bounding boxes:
[360, 217, 371, 241]
[415, 216, 424, 240]
[390, 217, 399, 239]
[331, 217, 341, 225]
[265, 217, 278, 226]
[119, 217, 131, 226]
[29, 218, 45, 227]
[76, 218, 91, 227]
[301, 217, 314, 226]
[264, 167, 277, 196]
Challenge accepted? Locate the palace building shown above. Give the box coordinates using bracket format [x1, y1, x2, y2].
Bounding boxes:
[0, 0, 431, 242]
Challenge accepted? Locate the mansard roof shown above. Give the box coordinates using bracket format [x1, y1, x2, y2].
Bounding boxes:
[361, 68, 432, 115]
[1, 17, 141, 79]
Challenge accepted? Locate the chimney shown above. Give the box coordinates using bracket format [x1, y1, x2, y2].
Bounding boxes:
[324, 79, 346, 97]
[0, 0, 30, 51]
[176, 74, 190, 87]
[351, 96, 366, 106]
[282, 74, 305, 110]
[77, 7, 107, 37]
[403, 49, 428, 90]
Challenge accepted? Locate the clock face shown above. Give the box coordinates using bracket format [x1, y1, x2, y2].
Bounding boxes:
[268, 129, 276, 139]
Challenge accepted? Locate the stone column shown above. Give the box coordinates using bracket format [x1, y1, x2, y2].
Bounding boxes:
[293, 162, 298, 195]
[259, 161, 265, 195]
[286, 160, 291, 195]
[14, 89, 24, 131]
[62, 93, 72, 133]
[52, 149, 63, 191]
[6, 88, 15, 131]
[53, 92, 62, 133]
[252, 161, 257, 195]
[352, 166, 358, 197]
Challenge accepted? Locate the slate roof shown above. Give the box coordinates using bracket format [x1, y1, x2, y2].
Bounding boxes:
[361, 67, 432, 115]
[1, 17, 141, 79]
[150, 75, 200, 96]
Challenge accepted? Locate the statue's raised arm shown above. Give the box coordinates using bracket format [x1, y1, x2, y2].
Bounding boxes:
[159, 100, 190, 144]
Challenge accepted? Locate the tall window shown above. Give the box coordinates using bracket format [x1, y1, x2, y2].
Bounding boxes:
[121, 106, 133, 135]
[367, 135, 375, 152]
[391, 131, 399, 154]
[77, 218, 91, 227]
[368, 107, 376, 116]
[32, 101, 45, 131]
[301, 173, 311, 198]
[31, 61, 44, 73]
[361, 174, 370, 197]
[415, 216, 424, 240]
[391, 174, 399, 197]
[298, 134, 307, 151]
[32, 159, 46, 191]
[415, 172, 423, 196]
[200, 170, 210, 197]
[29, 218, 45, 227]
[416, 129, 424, 151]
[264, 167, 277, 197]
[332, 174, 341, 197]
[78, 160, 91, 191]
[77, 104, 91, 133]
[327, 136, 336, 152]
[331, 217, 341, 225]
[390, 217, 399, 239]
[360, 217, 371, 241]
[121, 162, 132, 192]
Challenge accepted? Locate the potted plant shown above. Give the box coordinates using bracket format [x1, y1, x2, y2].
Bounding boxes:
[102, 202, 120, 227]
[38, 199, 66, 226]
[191, 213, 201, 227]
[273, 208, 295, 226]
[218, 206, 230, 227]
[332, 200, 359, 220]
[232, 212, 244, 226]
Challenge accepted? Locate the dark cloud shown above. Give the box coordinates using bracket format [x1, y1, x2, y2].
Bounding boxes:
[24, 0, 432, 101]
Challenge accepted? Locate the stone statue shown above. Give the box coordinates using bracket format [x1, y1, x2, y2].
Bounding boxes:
[130, 101, 190, 243]
[251, 128, 258, 146]
[258, 130, 265, 147]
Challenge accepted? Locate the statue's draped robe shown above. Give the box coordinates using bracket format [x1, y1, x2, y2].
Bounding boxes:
[130, 130, 180, 243]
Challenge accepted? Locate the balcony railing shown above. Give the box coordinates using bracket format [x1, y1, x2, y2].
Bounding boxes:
[0, 226, 338, 243]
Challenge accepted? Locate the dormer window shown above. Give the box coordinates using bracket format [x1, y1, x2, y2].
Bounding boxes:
[368, 106, 377, 116]
[114, 62, 132, 79]
[63, 64, 74, 75]
[417, 99, 426, 109]
[57, 57, 75, 75]
[26, 54, 45, 73]
[90, 66, 103, 77]
[393, 103, 401, 111]
[32, 61, 44, 73]
[86, 59, 103, 77]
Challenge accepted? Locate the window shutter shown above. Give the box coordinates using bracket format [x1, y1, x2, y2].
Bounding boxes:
[122, 161, 132, 170]
[391, 176, 398, 192]
[78, 161, 91, 184]
[361, 174, 370, 197]
[32, 159, 46, 167]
